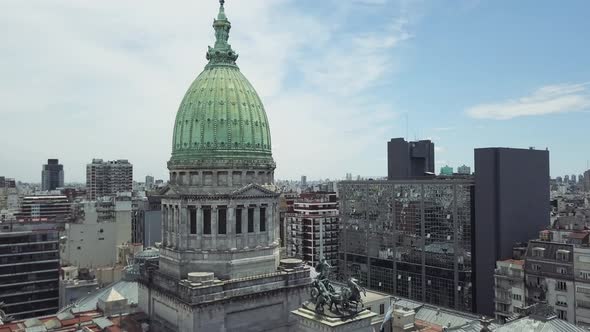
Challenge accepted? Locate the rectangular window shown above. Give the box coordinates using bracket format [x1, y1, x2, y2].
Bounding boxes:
[203, 208, 212, 234]
[557, 309, 567, 320]
[557, 267, 567, 274]
[248, 208, 255, 233]
[218, 208, 227, 235]
[190, 208, 197, 234]
[260, 207, 266, 232]
[380, 303, 385, 315]
[236, 208, 242, 234]
[556, 281, 567, 291]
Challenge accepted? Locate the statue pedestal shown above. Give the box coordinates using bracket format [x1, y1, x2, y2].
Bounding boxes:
[291, 302, 377, 332]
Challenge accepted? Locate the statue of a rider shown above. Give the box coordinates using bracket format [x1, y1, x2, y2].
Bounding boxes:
[315, 257, 332, 281]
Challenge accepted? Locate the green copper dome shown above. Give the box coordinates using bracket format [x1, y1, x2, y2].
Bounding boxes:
[170, 1, 273, 168]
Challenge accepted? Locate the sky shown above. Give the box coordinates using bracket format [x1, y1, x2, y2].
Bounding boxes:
[1, 0, 589, 183]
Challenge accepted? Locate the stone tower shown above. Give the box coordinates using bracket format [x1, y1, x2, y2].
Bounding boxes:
[139, 2, 310, 331]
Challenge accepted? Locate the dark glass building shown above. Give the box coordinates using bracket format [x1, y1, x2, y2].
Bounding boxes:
[41, 159, 64, 191]
[387, 138, 435, 180]
[0, 223, 60, 319]
[338, 179, 474, 312]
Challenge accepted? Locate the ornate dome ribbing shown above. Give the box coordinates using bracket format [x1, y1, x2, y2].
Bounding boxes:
[170, 1, 273, 168]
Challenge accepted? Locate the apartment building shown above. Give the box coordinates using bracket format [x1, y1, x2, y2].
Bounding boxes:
[86, 159, 133, 200]
[287, 192, 339, 267]
[494, 259, 525, 321]
[0, 223, 60, 319]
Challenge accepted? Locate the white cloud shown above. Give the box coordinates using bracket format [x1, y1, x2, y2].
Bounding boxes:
[0, 0, 410, 182]
[466, 82, 590, 120]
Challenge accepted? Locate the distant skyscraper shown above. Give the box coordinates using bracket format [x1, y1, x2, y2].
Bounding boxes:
[387, 138, 434, 179]
[571, 174, 577, 183]
[301, 175, 307, 188]
[86, 159, 133, 200]
[584, 170, 590, 192]
[578, 174, 584, 184]
[474, 147, 550, 315]
[457, 165, 471, 175]
[440, 165, 454, 176]
[564, 175, 570, 183]
[145, 175, 155, 190]
[41, 159, 64, 191]
[556, 176, 563, 183]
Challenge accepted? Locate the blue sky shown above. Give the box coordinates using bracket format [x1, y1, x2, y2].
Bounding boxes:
[0, 0, 589, 182]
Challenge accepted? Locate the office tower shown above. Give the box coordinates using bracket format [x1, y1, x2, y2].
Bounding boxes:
[287, 192, 339, 267]
[86, 159, 133, 200]
[145, 175, 155, 190]
[572, 174, 577, 184]
[14, 195, 72, 223]
[339, 179, 475, 313]
[556, 176, 563, 184]
[565, 175, 570, 183]
[585, 170, 590, 191]
[301, 175, 307, 188]
[137, 3, 309, 331]
[0, 223, 60, 319]
[41, 159, 64, 191]
[578, 174, 584, 184]
[457, 165, 471, 175]
[474, 147, 550, 315]
[387, 138, 435, 179]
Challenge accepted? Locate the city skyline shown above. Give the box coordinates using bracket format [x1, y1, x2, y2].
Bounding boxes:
[1, 0, 589, 183]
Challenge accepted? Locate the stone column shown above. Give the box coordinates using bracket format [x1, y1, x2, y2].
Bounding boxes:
[171, 205, 177, 249]
[228, 206, 237, 250]
[166, 205, 172, 247]
[254, 206, 260, 247]
[162, 205, 168, 247]
[179, 204, 188, 251]
[266, 203, 274, 246]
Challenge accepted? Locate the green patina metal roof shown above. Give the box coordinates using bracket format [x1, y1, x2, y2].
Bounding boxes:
[170, 1, 273, 167]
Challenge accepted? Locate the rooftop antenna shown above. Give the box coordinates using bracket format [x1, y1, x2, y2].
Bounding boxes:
[405, 113, 409, 141]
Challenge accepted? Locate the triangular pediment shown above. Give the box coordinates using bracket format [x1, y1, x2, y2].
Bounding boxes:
[232, 183, 279, 198]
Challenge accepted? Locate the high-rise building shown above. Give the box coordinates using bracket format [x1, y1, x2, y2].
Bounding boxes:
[556, 176, 563, 184]
[137, 3, 309, 331]
[474, 147, 550, 315]
[41, 159, 64, 191]
[585, 170, 590, 191]
[145, 175, 155, 190]
[571, 174, 577, 184]
[0, 222, 60, 319]
[339, 179, 475, 313]
[287, 192, 339, 267]
[387, 138, 435, 179]
[579, 174, 584, 184]
[564, 175, 570, 183]
[301, 175, 307, 188]
[457, 165, 471, 175]
[86, 159, 133, 200]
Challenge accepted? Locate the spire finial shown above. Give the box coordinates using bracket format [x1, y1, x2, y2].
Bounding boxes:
[206, 0, 239, 67]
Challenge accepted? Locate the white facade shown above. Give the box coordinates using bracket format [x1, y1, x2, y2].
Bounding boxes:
[61, 200, 132, 268]
[494, 260, 525, 321]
